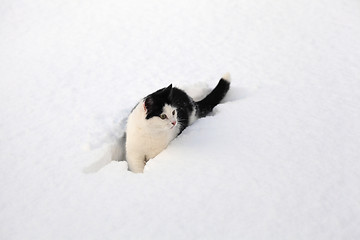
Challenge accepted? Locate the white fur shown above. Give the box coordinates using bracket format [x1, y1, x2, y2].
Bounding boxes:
[189, 108, 197, 125]
[222, 72, 231, 82]
[125, 101, 180, 173]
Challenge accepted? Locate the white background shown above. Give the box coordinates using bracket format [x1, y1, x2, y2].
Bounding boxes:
[1, 0, 360, 239]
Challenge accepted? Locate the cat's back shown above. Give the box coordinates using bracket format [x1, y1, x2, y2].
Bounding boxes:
[170, 87, 194, 111]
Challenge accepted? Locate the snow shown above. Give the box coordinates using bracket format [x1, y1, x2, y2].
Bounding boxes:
[1, 0, 360, 239]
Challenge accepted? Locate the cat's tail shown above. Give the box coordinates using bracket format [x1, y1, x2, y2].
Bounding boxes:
[195, 73, 231, 118]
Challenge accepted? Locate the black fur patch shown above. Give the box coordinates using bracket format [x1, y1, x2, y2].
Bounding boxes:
[144, 84, 173, 119]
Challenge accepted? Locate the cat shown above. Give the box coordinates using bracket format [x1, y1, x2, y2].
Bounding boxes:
[125, 73, 231, 173]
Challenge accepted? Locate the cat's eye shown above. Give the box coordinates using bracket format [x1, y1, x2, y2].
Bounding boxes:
[172, 110, 175, 115]
[160, 114, 167, 119]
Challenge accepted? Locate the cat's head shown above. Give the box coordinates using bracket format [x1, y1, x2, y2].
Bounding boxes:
[143, 84, 178, 130]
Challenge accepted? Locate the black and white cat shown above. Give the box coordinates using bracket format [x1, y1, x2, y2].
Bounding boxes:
[126, 73, 231, 173]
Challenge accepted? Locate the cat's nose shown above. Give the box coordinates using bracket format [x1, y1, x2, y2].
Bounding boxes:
[171, 121, 176, 126]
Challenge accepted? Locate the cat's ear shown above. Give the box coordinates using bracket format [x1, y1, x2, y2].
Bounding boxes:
[163, 84, 173, 99]
[144, 97, 154, 112]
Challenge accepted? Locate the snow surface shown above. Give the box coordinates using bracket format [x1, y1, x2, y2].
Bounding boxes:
[1, 0, 360, 239]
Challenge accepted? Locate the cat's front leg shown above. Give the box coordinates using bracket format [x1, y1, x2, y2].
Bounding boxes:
[126, 151, 146, 173]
